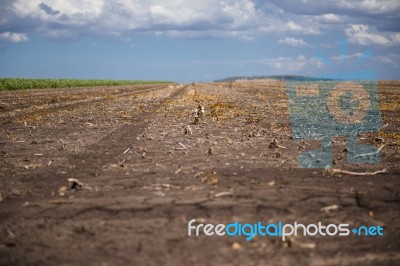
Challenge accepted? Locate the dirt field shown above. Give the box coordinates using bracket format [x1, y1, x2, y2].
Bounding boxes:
[0, 81, 399, 266]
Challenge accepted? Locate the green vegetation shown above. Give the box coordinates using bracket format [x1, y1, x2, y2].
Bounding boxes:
[0, 78, 173, 91]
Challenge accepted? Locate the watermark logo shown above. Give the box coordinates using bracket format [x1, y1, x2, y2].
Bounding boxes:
[286, 40, 382, 168]
[187, 219, 384, 241]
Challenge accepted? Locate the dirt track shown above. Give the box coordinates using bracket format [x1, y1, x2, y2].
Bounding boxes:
[0, 81, 399, 266]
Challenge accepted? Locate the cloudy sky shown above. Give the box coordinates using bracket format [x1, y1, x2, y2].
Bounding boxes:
[0, 0, 399, 82]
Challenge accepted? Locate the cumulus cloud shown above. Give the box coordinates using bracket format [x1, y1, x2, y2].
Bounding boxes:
[345, 24, 400, 45]
[339, 0, 400, 16]
[0, 0, 398, 44]
[7, 0, 262, 39]
[331, 52, 365, 61]
[278, 37, 311, 47]
[258, 55, 324, 72]
[269, 0, 400, 17]
[0, 31, 28, 42]
[0, 0, 326, 41]
[12, 0, 104, 22]
[236, 55, 324, 74]
[320, 13, 340, 22]
[312, 13, 346, 24]
[174, 54, 325, 74]
[372, 54, 400, 68]
[270, 0, 400, 32]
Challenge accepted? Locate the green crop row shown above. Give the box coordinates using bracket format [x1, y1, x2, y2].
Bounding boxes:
[0, 78, 173, 91]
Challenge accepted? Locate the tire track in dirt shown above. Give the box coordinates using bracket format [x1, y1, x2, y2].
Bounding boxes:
[71, 85, 187, 163]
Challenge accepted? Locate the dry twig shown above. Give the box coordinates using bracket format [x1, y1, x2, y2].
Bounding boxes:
[214, 191, 233, 198]
[353, 144, 387, 158]
[328, 168, 388, 176]
[123, 146, 132, 154]
[320, 205, 339, 213]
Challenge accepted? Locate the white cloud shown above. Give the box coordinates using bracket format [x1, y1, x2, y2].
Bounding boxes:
[331, 52, 364, 61]
[372, 54, 400, 68]
[12, 0, 104, 22]
[321, 13, 340, 22]
[0, 31, 28, 42]
[171, 55, 325, 73]
[9, 0, 262, 39]
[345, 24, 400, 46]
[261, 55, 324, 72]
[394, 33, 400, 43]
[0, 0, 397, 44]
[4, 0, 323, 40]
[270, 0, 400, 17]
[312, 13, 346, 24]
[339, 0, 400, 16]
[270, 0, 400, 36]
[258, 18, 320, 35]
[239, 55, 324, 73]
[279, 37, 311, 47]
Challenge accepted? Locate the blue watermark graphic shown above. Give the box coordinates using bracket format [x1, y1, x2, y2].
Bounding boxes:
[286, 40, 382, 168]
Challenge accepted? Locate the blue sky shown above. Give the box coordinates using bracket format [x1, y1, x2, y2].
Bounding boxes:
[0, 0, 399, 82]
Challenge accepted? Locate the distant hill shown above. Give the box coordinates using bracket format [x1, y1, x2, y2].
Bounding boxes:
[214, 75, 333, 82]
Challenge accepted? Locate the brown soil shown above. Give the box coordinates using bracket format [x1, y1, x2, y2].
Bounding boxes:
[0, 81, 399, 266]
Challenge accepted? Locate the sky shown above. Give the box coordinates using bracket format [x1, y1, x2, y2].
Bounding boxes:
[0, 0, 399, 82]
